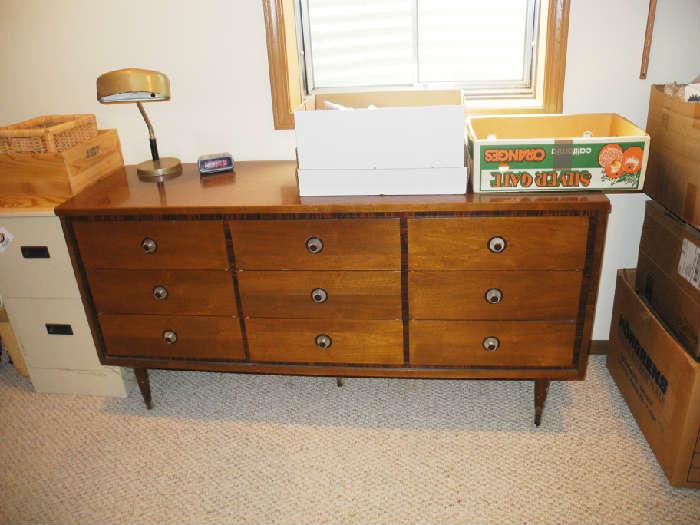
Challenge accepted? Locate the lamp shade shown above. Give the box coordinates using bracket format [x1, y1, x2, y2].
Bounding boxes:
[97, 68, 170, 103]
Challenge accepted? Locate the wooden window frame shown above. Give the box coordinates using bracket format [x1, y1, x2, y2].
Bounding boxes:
[263, 0, 570, 130]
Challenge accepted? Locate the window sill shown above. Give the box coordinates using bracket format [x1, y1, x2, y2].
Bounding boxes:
[463, 96, 552, 115]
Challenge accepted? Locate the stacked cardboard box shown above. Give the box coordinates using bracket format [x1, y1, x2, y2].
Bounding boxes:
[606, 85, 700, 489]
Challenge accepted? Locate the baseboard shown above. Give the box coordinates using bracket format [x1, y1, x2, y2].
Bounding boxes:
[589, 340, 609, 355]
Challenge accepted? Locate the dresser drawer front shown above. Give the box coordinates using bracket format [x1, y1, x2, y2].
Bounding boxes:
[87, 269, 236, 315]
[409, 270, 582, 320]
[74, 221, 228, 270]
[410, 320, 575, 367]
[229, 219, 400, 270]
[239, 270, 401, 319]
[0, 216, 80, 299]
[5, 297, 100, 369]
[100, 315, 244, 360]
[408, 216, 588, 270]
[247, 319, 404, 364]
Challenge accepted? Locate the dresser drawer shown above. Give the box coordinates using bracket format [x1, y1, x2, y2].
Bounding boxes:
[409, 270, 581, 320]
[239, 270, 401, 319]
[100, 314, 244, 360]
[73, 220, 228, 270]
[5, 297, 100, 369]
[247, 319, 404, 364]
[229, 219, 400, 270]
[0, 216, 80, 298]
[87, 269, 236, 315]
[408, 216, 588, 270]
[410, 320, 575, 367]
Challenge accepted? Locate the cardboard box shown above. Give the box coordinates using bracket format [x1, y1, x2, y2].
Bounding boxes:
[467, 113, 649, 193]
[607, 269, 700, 488]
[0, 129, 123, 208]
[294, 90, 467, 196]
[645, 85, 700, 230]
[636, 201, 700, 359]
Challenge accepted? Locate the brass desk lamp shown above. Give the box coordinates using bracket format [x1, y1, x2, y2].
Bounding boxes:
[97, 68, 182, 179]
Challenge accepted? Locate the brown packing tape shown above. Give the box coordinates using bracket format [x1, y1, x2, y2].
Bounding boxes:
[661, 110, 670, 129]
[685, 183, 698, 221]
[552, 139, 573, 171]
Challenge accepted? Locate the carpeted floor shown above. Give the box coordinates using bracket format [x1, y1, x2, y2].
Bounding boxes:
[1, 356, 698, 525]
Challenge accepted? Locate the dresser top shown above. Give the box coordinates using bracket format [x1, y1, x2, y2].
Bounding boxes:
[55, 161, 611, 216]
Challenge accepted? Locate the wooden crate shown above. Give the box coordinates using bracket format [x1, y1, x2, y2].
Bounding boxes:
[0, 129, 123, 208]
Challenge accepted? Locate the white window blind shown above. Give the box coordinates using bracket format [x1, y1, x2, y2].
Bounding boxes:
[299, 0, 539, 95]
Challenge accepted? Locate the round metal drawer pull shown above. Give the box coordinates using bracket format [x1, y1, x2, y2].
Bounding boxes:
[305, 236, 324, 254]
[311, 288, 328, 303]
[482, 336, 500, 352]
[141, 237, 158, 254]
[487, 236, 507, 254]
[315, 334, 332, 349]
[153, 285, 169, 300]
[485, 288, 503, 304]
[163, 330, 178, 345]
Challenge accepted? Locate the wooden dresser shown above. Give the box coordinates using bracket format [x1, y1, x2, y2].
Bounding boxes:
[56, 162, 610, 425]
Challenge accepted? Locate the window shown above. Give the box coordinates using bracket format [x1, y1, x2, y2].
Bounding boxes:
[299, 0, 540, 97]
[263, 0, 570, 129]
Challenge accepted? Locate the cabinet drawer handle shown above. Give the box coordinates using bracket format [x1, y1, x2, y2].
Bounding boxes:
[163, 330, 178, 345]
[315, 334, 332, 349]
[153, 285, 169, 300]
[487, 236, 507, 254]
[485, 288, 503, 304]
[21, 246, 50, 259]
[482, 336, 500, 352]
[310, 288, 328, 303]
[141, 237, 158, 254]
[305, 236, 324, 254]
[45, 323, 74, 335]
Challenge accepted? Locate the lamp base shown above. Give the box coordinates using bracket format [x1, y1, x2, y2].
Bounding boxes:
[136, 157, 182, 180]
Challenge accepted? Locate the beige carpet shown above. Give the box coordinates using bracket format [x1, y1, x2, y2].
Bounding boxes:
[1, 356, 698, 525]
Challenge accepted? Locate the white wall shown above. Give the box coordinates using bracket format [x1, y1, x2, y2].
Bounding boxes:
[0, 0, 296, 162]
[1, 0, 699, 339]
[564, 0, 700, 338]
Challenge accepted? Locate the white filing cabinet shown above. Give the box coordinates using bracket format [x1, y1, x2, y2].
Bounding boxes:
[0, 211, 127, 396]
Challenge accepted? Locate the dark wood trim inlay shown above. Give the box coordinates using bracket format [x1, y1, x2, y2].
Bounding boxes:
[400, 215, 410, 364]
[223, 221, 250, 360]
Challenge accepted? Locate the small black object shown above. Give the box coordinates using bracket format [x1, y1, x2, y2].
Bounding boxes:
[198, 153, 234, 175]
[45, 324, 74, 335]
[21, 246, 50, 259]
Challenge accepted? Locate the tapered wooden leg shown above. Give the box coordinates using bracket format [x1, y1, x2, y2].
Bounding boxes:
[134, 368, 153, 409]
[336, 377, 344, 387]
[534, 379, 550, 427]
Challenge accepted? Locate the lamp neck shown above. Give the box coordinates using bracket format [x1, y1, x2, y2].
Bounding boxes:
[136, 101, 160, 161]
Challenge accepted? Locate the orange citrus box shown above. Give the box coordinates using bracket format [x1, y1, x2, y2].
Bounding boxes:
[467, 114, 650, 193]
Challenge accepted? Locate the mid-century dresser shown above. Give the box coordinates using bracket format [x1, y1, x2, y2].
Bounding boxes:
[56, 161, 610, 425]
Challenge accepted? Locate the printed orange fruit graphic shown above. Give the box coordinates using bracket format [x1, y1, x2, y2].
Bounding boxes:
[598, 143, 625, 179]
[598, 144, 623, 167]
[621, 146, 643, 174]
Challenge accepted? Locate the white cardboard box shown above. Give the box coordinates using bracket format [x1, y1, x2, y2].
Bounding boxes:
[295, 90, 468, 196]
